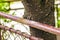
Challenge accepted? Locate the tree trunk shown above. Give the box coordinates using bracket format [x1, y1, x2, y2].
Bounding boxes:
[22, 0, 56, 40]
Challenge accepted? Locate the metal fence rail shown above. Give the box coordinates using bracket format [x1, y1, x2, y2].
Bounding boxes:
[0, 25, 43, 40]
[0, 12, 60, 36]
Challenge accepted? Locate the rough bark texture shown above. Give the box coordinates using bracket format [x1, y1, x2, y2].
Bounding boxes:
[22, 0, 56, 40]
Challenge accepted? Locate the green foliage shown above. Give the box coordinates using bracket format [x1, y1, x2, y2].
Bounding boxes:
[0, 0, 7, 2]
[0, 2, 10, 12]
[57, 20, 60, 27]
[57, 8, 60, 15]
[0, 2, 11, 24]
[57, 8, 60, 28]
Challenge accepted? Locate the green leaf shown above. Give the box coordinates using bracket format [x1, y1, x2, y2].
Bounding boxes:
[0, 2, 10, 12]
[57, 20, 60, 27]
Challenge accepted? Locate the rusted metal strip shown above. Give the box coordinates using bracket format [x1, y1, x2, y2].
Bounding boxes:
[0, 25, 43, 40]
[0, 12, 60, 35]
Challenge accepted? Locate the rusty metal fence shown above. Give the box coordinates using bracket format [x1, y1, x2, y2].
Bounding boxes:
[0, 25, 43, 40]
[0, 1, 43, 40]
[0, 1, 60, 40]
[0, 1, 30, 40]
[0, 11, 60, 40]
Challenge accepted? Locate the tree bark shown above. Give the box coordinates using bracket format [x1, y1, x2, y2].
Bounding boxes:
[22, 0, 56, 40]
